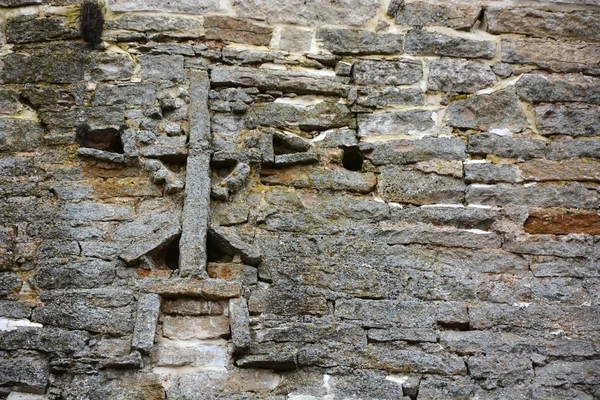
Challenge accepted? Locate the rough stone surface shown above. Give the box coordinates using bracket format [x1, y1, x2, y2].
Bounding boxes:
[486, 7, 600, 42]
[428, 59, 497, 94]
[395, 2, 481, 30]
[353, 59, 422, 86]
[205, 16, 273, 46]
[535, 103, 600, 137]
[1, 2, 598, 399]
[316, 28, 403, 55]
[502, 38, 600, 75]
[232, 0, 380, 26]
[379, 168, 466, 205]
[516, 73, 600, 104]
[446, 90, 527, 132]
[405, 30, 496, 59]
[357, 110, 436, 137]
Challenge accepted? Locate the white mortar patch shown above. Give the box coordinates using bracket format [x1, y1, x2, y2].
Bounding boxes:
[0, 318, 43, 331]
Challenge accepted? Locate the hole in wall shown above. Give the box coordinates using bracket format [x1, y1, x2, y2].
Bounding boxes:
[76, 124, 124, 153]
[342, 146, 364, 171]
[206, 233, 233, 263]
[152, 236, 180, 270]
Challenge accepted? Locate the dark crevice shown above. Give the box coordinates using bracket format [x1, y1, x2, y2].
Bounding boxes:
[342, 146, 364, 171]
[206, 232, 234, 263]
[151, 236, 180, 271]
[77, 124, 124, 153]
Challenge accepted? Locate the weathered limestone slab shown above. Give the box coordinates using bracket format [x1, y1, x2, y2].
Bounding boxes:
[464, 163, 520, 184]
[228, 298, 251, 351]
[468, 354, 533, 389]
[139, 54, 185, 82]
[468, 133, 547, 159]
[466, 183, 598, 208]
[108, 0, 220, 13]
[316, 28, 403, 55]
[363, 137, 466, 165]
[357, 110, 436, 137]
[180, 70, 212, 278]
[211, 66, 350, 97]
[261, 166, 377, 194]
[232, 0, 380, 27]
[1, 43, 85, 84]
[516, 73, 600, 104]
[535, 103, 600, 137]
[162, 299, 225, 316]
[0, 355, 48, 393]
[502, 38, 600, 76]
[277, 27, 312, 52]
[395, 2, 481, 30]
[336, 299, 468, 328]
[525, 209, 600, 235]
[32, 289, 135, 335]
[445, 90, 527, 132]
[535, 360, 600, 386]
[487, 7, 600, 42]
[355, 87, 425, 108]
[132, 294, 160, 353]
[34, 258, 116, 289]
[353, 59, 422, 86]
[163, 315, 229, 340]
[366, 345, 467, 375]
[405, 30, 496, 59]
[64, 372, 164, 400]
[246, 102, 354, 131]
[140, 278, 240, 300]
[519, 159, 600, 182]
[379, 168, 466, 205]
[428, 59, 497, 94]
[0, 119, 44, 152]
[6, 14, 78, 44]
[381, 222, 502, 249]
[205, 16, 272, 46]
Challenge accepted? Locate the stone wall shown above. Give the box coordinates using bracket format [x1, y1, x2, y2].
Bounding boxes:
[0, 0, 599, 398]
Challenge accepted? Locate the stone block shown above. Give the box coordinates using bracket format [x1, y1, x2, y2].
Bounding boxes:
[108, 0, 219, 13]
[379, 168, 466, 205]
[32, 289, 135, 335]
[366, 344, 467, 375]
[466, 183, 598, 208]
[405, 30, 496, 59]
[468, 133, 547, 159]
[355, 87, 425, 108]
[34, 258, 116, 289]
[525, 209, 600, 235]
[261, 166, 377, 194]
[486, 7, 600, 42]
[247, 101, 354, 131]
[232, 0, 380, 27]
[1, 43, 85, 84]
[364, 136, 466, 165]
[464, 162, 520, 184]
[162, 299, 225, 316]
[516, 73, 600, 104]
[428, 59, 497, 94]
[85, 51, 135, 82]
[502, 38, 600, 75]
[0, 355, 48, 393]
[336, 299, 468, 328]
[229, 298, 251, 351]
[6, 14, 78, 44]
[535, 360, 600, 386]
[139, 54, 185, 82]
[357, 109, 436, 137]
[162, 315, 230, 340]
[141, 278, 241, 300]
[395, 2, 481, 30]
[316, 28, 403, 55]
[211, 66, 349, 97]
[0, 119, 44, 153]
[0, 326, 88, 354]
[153, 340, 229, 368]
[353, 59, 422, 86]
[535, 103, 600, 137]
[519, 159, 600, 182]
[205, 16, 272, 46]
[445, 89, 527, 132]
[64, 372, 164, 400]
[468, 354, 533, 389]
[277, 27, 312, 52]
[132, 294, 161, 353]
